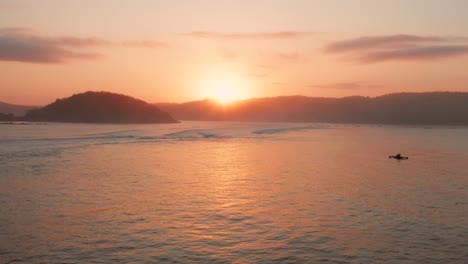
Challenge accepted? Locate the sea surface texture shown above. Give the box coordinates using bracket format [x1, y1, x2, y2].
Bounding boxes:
[1, 121, 467, 263]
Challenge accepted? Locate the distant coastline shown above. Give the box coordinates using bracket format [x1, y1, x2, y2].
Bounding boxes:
[156, 92, 468, 125]
[2, 91, 468, 125]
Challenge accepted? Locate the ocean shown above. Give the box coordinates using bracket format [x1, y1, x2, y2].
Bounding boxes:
[1, 121, 467, 263]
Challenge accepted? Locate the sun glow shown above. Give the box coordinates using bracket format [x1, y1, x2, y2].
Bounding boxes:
[197, 67, 252, 104]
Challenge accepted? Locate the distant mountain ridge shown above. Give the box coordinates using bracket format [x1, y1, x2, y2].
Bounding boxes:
[23, 91, 178, 123]
[156, 92, 468, 125]
[0, 101, 36, 116]
[3, 91, 468, 125]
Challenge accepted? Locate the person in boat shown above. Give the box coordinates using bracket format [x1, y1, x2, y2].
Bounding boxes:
[389, 153, 408, 160]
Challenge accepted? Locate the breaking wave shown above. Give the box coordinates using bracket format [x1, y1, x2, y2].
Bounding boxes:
[164, 129, 225, 139]
[0, 123, 329, 157]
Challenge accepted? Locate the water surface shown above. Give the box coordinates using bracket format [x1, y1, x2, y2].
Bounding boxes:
[1, 122, 467, 263]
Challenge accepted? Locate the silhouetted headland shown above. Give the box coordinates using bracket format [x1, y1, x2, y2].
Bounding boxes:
[156, 92, 468, 125]
[22, 91, 178, 123]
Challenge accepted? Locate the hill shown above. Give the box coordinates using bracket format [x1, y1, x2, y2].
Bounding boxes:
[156, 92, 468, 125]
[0, 102, 36, 116]
[24, 91, 178, 123]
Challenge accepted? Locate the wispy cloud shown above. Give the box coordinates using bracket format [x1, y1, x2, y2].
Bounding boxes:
[359, 45, 468, 63]
[0, 28, 169, 63]
[308, 82, 381, 90]
[324, 35, 444, 52]
[0, 28, 104, 63]
[121, 40, 168, 48]
[182, 31, 312, 40]
[324, 34, 468, 63]
[52, 37, 111, 47]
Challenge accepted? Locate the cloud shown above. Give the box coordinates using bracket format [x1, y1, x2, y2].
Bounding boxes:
[360, 45, 468, 63]
[324, 34, 444, 52]
[52, 37, 111, 47]
[324, 34, 468, 63]
[0, 28, 169, 63]
[0, 28, 105, 63]
[121, 40, 168, 48]
[309, 82, 381, 90]
[0, 28, 111, 47]
[182, 31, 311, 40]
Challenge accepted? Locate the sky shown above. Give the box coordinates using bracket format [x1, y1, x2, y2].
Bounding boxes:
[1, 0, 468, 105]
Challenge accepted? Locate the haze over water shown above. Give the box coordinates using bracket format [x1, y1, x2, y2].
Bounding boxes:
[1, 121, 467, 263]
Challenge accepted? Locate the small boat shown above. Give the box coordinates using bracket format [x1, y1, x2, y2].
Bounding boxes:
[389, 154, 408, 160]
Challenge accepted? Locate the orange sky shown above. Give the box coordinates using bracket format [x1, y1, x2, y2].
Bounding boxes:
[1, 0, 468, 105]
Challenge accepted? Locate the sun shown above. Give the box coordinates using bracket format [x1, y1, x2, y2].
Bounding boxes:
[197, 66, 252, 104]
[214, 85, 237, 103]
